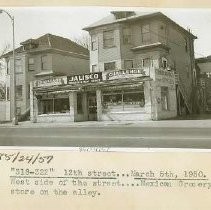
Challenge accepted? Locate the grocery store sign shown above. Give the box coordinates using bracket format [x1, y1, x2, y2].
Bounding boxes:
[104, 69, 148, 81]
[67, 72, 102, 84]
[34, 76, 67, 88]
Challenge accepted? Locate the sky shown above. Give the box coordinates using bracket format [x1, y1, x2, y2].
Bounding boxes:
[0, 7, 211, 58]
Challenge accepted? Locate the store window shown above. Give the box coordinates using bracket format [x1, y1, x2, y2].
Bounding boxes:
[28, 57, 35, 71]
[39, 97, 70, 115]
[124, 60, 133, 69]
[16, 59, 23, 73]
[141, 24, 150, 44]
[91, 36, 97, 51]
[41, 55, 48, 70]
[103, 30, 115, 48]
[16, 85, 23, 100]
[77, 93, 83, 114]
[123, 27, 132, 44]
[161, 86, 169, 110]
[102, 88, 145, 112]
[104, 62, 116, 71]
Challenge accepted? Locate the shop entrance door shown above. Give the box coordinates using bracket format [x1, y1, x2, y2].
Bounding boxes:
[87, 92, 97, 121]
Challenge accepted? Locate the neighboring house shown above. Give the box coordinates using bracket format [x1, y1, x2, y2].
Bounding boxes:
[1, 33, 89, 121]
[83, 11, 197, 119]
[195, 56, 211, 113]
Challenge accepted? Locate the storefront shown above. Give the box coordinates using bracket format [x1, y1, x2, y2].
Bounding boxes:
[30, 68, 177, 123]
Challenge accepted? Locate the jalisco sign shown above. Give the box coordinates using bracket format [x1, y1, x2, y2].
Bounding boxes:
[33, 76, 67, 88]
[67, 72, 102, 84]
[104, 68, 148, 81]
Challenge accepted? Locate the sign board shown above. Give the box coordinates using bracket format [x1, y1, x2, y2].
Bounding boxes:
[67, 72, 102, 84]
[33, 76, 67, 88]
[103, 68, 148, 81]
[155, 69, 175, 89]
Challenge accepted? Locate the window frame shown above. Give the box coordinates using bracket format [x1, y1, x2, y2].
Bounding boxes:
[161, 86, 169, 111]
[124, 60, 134, 69]
[141, 24, 151, 44]
[122, 27, 132, 44]
[104, 62, 116, 71]
[28, 57, 35, 71]
[103, 30, 115, 48]
[41, 55, 48, 70]
[91, 36, 97, 51]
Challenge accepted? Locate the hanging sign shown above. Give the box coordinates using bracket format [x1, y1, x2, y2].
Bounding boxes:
[33, 76, 67, 88]
[67, 72, 102, 84]
[104, 68, 148, 81]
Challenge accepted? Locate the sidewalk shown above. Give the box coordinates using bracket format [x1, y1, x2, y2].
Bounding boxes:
[1, 118, 211, 128]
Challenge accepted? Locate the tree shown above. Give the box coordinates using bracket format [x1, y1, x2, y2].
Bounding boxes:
[0, 43, 10, 57]
[73, 33, 90, 50]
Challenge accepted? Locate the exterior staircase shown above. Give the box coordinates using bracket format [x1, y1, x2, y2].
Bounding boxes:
[175, 73, 192, 114]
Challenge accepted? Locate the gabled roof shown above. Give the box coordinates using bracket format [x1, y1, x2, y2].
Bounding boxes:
[83, 11, 197, 39]
[196, 56, 211, 63]
[2, 33, 89, 58]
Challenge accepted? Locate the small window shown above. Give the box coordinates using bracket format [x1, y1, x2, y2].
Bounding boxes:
[185, 38, 188, 52]
[16, 107, 21, 116]
[41, 55, 48, 70]
[6, 60, 10, 75]
[16, 59, 23, 73]
[104, 62, 116, 71]
[77, 93, 83, 114]
[162, 57, 168, 68]
[103, 30, 115, 48]
[28, 57, 35, 71]
[28, 84, 30, 99]
[16, 85, 23, 100]
[142, 58, 150, 68]
[91, 36, 97, 51]
[141, 24, 150, 44]
[123, 27, 132, 44]
[7, 87, 10, 101]
[161, 87, 169, 110]
[124, 60, 133, 69]
[92, 65, 98, 73]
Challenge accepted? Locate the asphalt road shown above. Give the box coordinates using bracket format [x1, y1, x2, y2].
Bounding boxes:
[0, 126, 211, 148]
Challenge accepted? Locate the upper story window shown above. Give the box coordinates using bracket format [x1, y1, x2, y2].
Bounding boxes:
[91, 36, 97, 51]
[103, 30, 115, 48]
[16, 58, 23, 73]
[28, 57, 35, 71]
[41, 55, 48, 70]
[104, 62, 116, 71]
[123, 27, 132, 44]
[92, 65, 98, 73]
[141, 24, 150, 44]
[124, 60, 134, 69]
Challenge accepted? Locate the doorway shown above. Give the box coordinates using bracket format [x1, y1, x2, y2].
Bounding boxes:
[87, 92, 97, 121]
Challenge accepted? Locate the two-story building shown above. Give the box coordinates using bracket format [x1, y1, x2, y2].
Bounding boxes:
[30, 11, 197, 123]
[83, 11, 197, 120]
[1, 33, 89, 121]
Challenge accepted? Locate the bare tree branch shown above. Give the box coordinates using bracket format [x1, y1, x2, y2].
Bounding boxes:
[73, 33, 90, 50]
[0, 43, 10, 57]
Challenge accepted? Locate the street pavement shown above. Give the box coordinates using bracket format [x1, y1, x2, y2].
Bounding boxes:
[0, 119, 211, 148]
